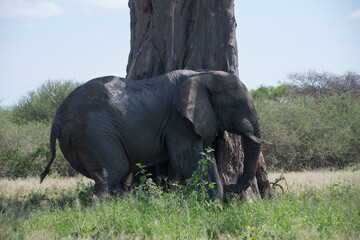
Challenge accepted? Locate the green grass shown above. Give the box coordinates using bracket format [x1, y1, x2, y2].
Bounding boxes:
[1, 172, 359, 239]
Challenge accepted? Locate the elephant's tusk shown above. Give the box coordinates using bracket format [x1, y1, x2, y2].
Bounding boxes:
[244, 132, 272, 145]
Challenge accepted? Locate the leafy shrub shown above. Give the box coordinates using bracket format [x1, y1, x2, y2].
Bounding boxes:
[254, 70, 360, 171]
[2, 145, 49, 179]
[258, 94, 360, 170]
[184, 147, 217, 198]
[0, 110, 76, 178]
[12, 80, 81, 124]
[133, 148, 221, 209]
[133, 163, 163, 199]
[1, 80, 80, 178]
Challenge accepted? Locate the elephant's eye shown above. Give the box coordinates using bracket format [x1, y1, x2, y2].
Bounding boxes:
[233, 102, 241, 108]
[229, 107, 237, 114]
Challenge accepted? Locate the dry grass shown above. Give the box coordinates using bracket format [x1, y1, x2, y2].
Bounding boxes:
[0, 176, 93, 197]
[269, 170, 360, 188]
[1, 170, 359, 198]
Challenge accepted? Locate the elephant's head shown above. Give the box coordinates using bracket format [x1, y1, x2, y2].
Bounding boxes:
[176, 71, 270, 192]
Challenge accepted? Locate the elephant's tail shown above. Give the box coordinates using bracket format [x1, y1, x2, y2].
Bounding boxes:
[40, 122, 60, 183]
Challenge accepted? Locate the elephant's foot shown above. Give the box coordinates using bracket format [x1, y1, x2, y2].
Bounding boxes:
[85, 179, 110, 205]
[109, 183, 125, 197]
[226, 174, 252, 194]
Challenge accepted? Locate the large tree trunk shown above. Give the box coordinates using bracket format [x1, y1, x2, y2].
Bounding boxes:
[126, 0, 272, 199]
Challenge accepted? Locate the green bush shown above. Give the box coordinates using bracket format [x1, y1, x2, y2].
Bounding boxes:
[12, 80, 81, 124]
[0, 107, 76, 179]
[254, 71, 360, 171]
[0, 79, 80, 178]
[257, 94, 360, 170]
[2, 144, 49, 179]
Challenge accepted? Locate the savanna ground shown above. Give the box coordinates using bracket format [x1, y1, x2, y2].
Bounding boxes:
[1, 170, 359, 239]
[1, 71, 360, 239]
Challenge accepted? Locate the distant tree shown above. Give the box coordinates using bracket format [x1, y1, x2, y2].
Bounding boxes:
[250, 84, 290, 102]
[12, 80, 81, 124]
[288, 70, 360, 98]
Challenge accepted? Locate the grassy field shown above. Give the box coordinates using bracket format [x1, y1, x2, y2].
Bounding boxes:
[1, 171, 360, 239]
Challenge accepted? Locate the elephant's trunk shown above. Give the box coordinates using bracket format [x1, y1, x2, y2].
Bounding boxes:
[239, 132, 262, 191]
[228, 114, 269, 193]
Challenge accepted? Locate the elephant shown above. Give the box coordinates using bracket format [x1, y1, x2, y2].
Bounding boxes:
[40, 69, 270, 202]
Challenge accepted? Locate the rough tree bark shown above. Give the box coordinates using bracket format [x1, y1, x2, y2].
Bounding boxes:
[126, 0, 272, 199]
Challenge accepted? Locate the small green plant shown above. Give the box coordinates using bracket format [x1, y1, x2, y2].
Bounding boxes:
[133, 163, 162, 199]
[133, 149, 221, 209]
[185, 147, 216, 196]
[135, 163, 153, 184]
[183, 147, 223, 210]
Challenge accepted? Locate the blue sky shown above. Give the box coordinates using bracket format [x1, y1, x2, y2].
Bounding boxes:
[1, 0, 360, 106]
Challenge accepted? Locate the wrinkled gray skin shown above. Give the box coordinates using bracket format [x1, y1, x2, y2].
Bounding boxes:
[40, 70, 268, 202]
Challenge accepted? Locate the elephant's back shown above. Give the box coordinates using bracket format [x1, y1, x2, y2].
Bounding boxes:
[58, 76, 114, 122]
[55, 77, 119, 150]
[55, 77, 122, 177]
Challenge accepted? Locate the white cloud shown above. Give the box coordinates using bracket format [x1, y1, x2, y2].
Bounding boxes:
[347, 9, 360, 20]
[83, 0, 128, 10]
[24, 22, 36, 28]
[0, 0, 63, 18]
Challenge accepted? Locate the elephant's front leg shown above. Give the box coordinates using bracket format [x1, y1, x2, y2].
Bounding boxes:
[166, 124, 224, 202]
[206, 150, 225, 202]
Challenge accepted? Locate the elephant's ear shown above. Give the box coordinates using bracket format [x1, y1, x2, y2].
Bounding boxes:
[176, 75, 218, 141]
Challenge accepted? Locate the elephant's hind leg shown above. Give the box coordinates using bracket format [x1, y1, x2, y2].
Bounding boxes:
[165, 126, 203, 180]
[77, 140, 130, 201]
